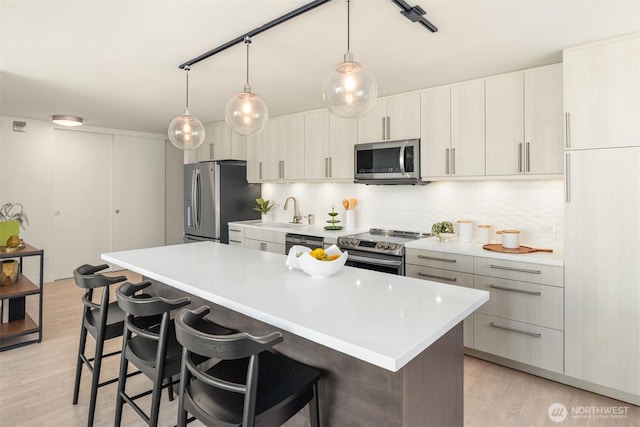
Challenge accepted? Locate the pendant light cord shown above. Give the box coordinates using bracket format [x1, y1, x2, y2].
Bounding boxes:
[347, 0, 351, 52]
[184, 65, 191, 110]
[244, 36, 252, 91]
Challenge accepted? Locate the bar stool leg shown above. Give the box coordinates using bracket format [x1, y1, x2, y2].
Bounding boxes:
[72, 318, 89, 405]
[87, 329, 106, 427]
[114, 328, 131, 427]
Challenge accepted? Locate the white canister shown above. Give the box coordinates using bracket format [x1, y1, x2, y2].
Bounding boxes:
[344, 210, 355, 229]
[497, 229, 520, 249]
[457, 220, 473, 242]
[477, 225, 491, 244]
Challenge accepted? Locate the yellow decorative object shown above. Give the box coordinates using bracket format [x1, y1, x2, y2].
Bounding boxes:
[6, 235, 20, 248]
[0, 260, 19, 287]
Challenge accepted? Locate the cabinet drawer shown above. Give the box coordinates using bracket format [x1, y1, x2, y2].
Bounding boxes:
[474, 275, 563, 330]
[228, 226, 245, 246]
[406, 249, 474, 273]
[474, 257, 563, 287]
[244, 228, 286, 244]
[474, 313, 564, 373]
[406, 264, 474, 287]
[244, 239, 285, 254]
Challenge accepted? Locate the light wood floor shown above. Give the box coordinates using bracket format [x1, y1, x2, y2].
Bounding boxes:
[0, 274, 637, 427]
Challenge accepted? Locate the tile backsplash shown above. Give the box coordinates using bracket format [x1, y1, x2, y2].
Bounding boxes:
[261, 179, 564, 249]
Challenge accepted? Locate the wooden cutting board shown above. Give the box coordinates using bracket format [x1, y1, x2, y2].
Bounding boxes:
[482, 243, 553, 254]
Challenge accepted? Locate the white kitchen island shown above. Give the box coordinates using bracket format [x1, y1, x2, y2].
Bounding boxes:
[102, 242, 489, 426]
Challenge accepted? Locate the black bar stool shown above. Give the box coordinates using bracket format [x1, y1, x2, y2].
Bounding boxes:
[114, 282, 233, 427]
[72, 263, 133, 427]
[174, 306, 321, 427]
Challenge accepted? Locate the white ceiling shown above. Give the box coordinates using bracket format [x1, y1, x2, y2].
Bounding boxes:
[1, 0, 639, 134]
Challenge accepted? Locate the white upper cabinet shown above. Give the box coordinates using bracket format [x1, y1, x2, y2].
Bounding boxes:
[486, 64, 563, 176]
[450, 80, 486, 177]
[357, 92, 420, 143]
[304, 109, 330, 180]
[260, 114, 305, 181]
[329, 113, 357, 180]
[246, 132, 263, 182]
[564, 34, 640, 150]
[524, 64, 564, 174]
[207, 121, 247, 161]
[420, 86, 451, 178]
[304, 109, 356, 180]
[486, 73, 524, 176]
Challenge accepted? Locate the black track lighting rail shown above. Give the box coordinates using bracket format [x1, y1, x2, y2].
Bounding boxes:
[390, 0, 438, 32]
[178, 0, 438, 70]
[179, 0, 334, 69]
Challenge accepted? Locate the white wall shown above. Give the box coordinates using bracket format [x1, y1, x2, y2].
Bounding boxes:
[0, 115, 179, 281]
[261, 180, 564, 249]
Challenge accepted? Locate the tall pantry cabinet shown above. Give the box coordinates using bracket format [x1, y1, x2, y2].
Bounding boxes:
[563, 34, 640, 402]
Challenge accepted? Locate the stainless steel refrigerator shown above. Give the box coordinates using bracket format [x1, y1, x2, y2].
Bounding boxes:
[184, 160, 260, 244]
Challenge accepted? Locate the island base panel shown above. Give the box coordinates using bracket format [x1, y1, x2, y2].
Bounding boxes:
[147, 278, 463, 427]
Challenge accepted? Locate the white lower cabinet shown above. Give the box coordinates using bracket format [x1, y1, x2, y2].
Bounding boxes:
[243, 227, 286, 255]
[406, 248, 565, 372]
[474, 313, 564, 373]
[406, 249, 475, 348]
[227, 225, 245, 247]
[473, 257, 564, 373]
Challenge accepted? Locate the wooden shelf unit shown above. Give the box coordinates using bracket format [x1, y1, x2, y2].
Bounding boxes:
[0, 243, 44, 351]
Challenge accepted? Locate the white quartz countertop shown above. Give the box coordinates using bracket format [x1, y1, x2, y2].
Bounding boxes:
[102, 242, 489, 372]
[229, 219, 368, 240]
[405, 237, 564, 266]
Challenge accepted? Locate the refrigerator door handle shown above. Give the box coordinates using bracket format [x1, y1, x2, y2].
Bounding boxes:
[194, 168, 201, 230]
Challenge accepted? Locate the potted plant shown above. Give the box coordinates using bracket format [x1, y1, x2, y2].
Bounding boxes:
[253, 198, 274, 222]
[0, 202, 29, 245]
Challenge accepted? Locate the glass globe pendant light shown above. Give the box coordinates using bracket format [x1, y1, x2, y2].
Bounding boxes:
[225, 37, 269, 136]
[322, 0, 378, 119]
[168, 66, 206, 150]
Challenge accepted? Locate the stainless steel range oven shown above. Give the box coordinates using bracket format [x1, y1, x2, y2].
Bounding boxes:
[337, 229, 430, 275]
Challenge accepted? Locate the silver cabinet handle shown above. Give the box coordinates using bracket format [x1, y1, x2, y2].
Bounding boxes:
[418, 272, 458, 282]
[451, 147, 456, 175]
[565, 153, 571, 203]
[260, 242, 267, 251]
[489, 284, 541, 296]
[490, 322, 542, 338]
[115, 209, 120, 214]
[229, 228, 242, 232]
[525, 142, 530, 172]
[325, 157, 329, 178]
[489, 264, 541, 274]
[279, 160, 284, 179]
[565, 112, 571, 148]
[445, 148, 450, 175]
[329, 157, 332, 178]
[417, 254, 457, 263]
[518, 143, 523, 172]
[386, 116, 391, 140]
[382, 117, 386, 140]
[229, 240, 243, 244]
[259, 161, 262, 180]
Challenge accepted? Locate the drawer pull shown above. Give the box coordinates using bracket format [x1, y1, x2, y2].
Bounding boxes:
[417, 255, 457, 263]
[489, 322, 542, 338]
[229, 240, 243, 244]
[229, 228, 242, 232]
[417, 272, 457, 282]
[489, 264, 541, 274]
[489, 284, 541, 296]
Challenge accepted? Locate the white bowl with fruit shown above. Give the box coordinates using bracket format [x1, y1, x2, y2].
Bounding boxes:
[286, 245, 348, 278]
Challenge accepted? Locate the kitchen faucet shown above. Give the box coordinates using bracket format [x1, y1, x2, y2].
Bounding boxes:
[283, 197, 302, 224]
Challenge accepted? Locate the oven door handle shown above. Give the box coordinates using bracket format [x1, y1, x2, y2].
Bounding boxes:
[399, 144, 406, 175]
[347, 254, 403, 267]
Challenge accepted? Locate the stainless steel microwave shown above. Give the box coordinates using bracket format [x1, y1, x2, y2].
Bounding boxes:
[354, 139, 423, 184]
